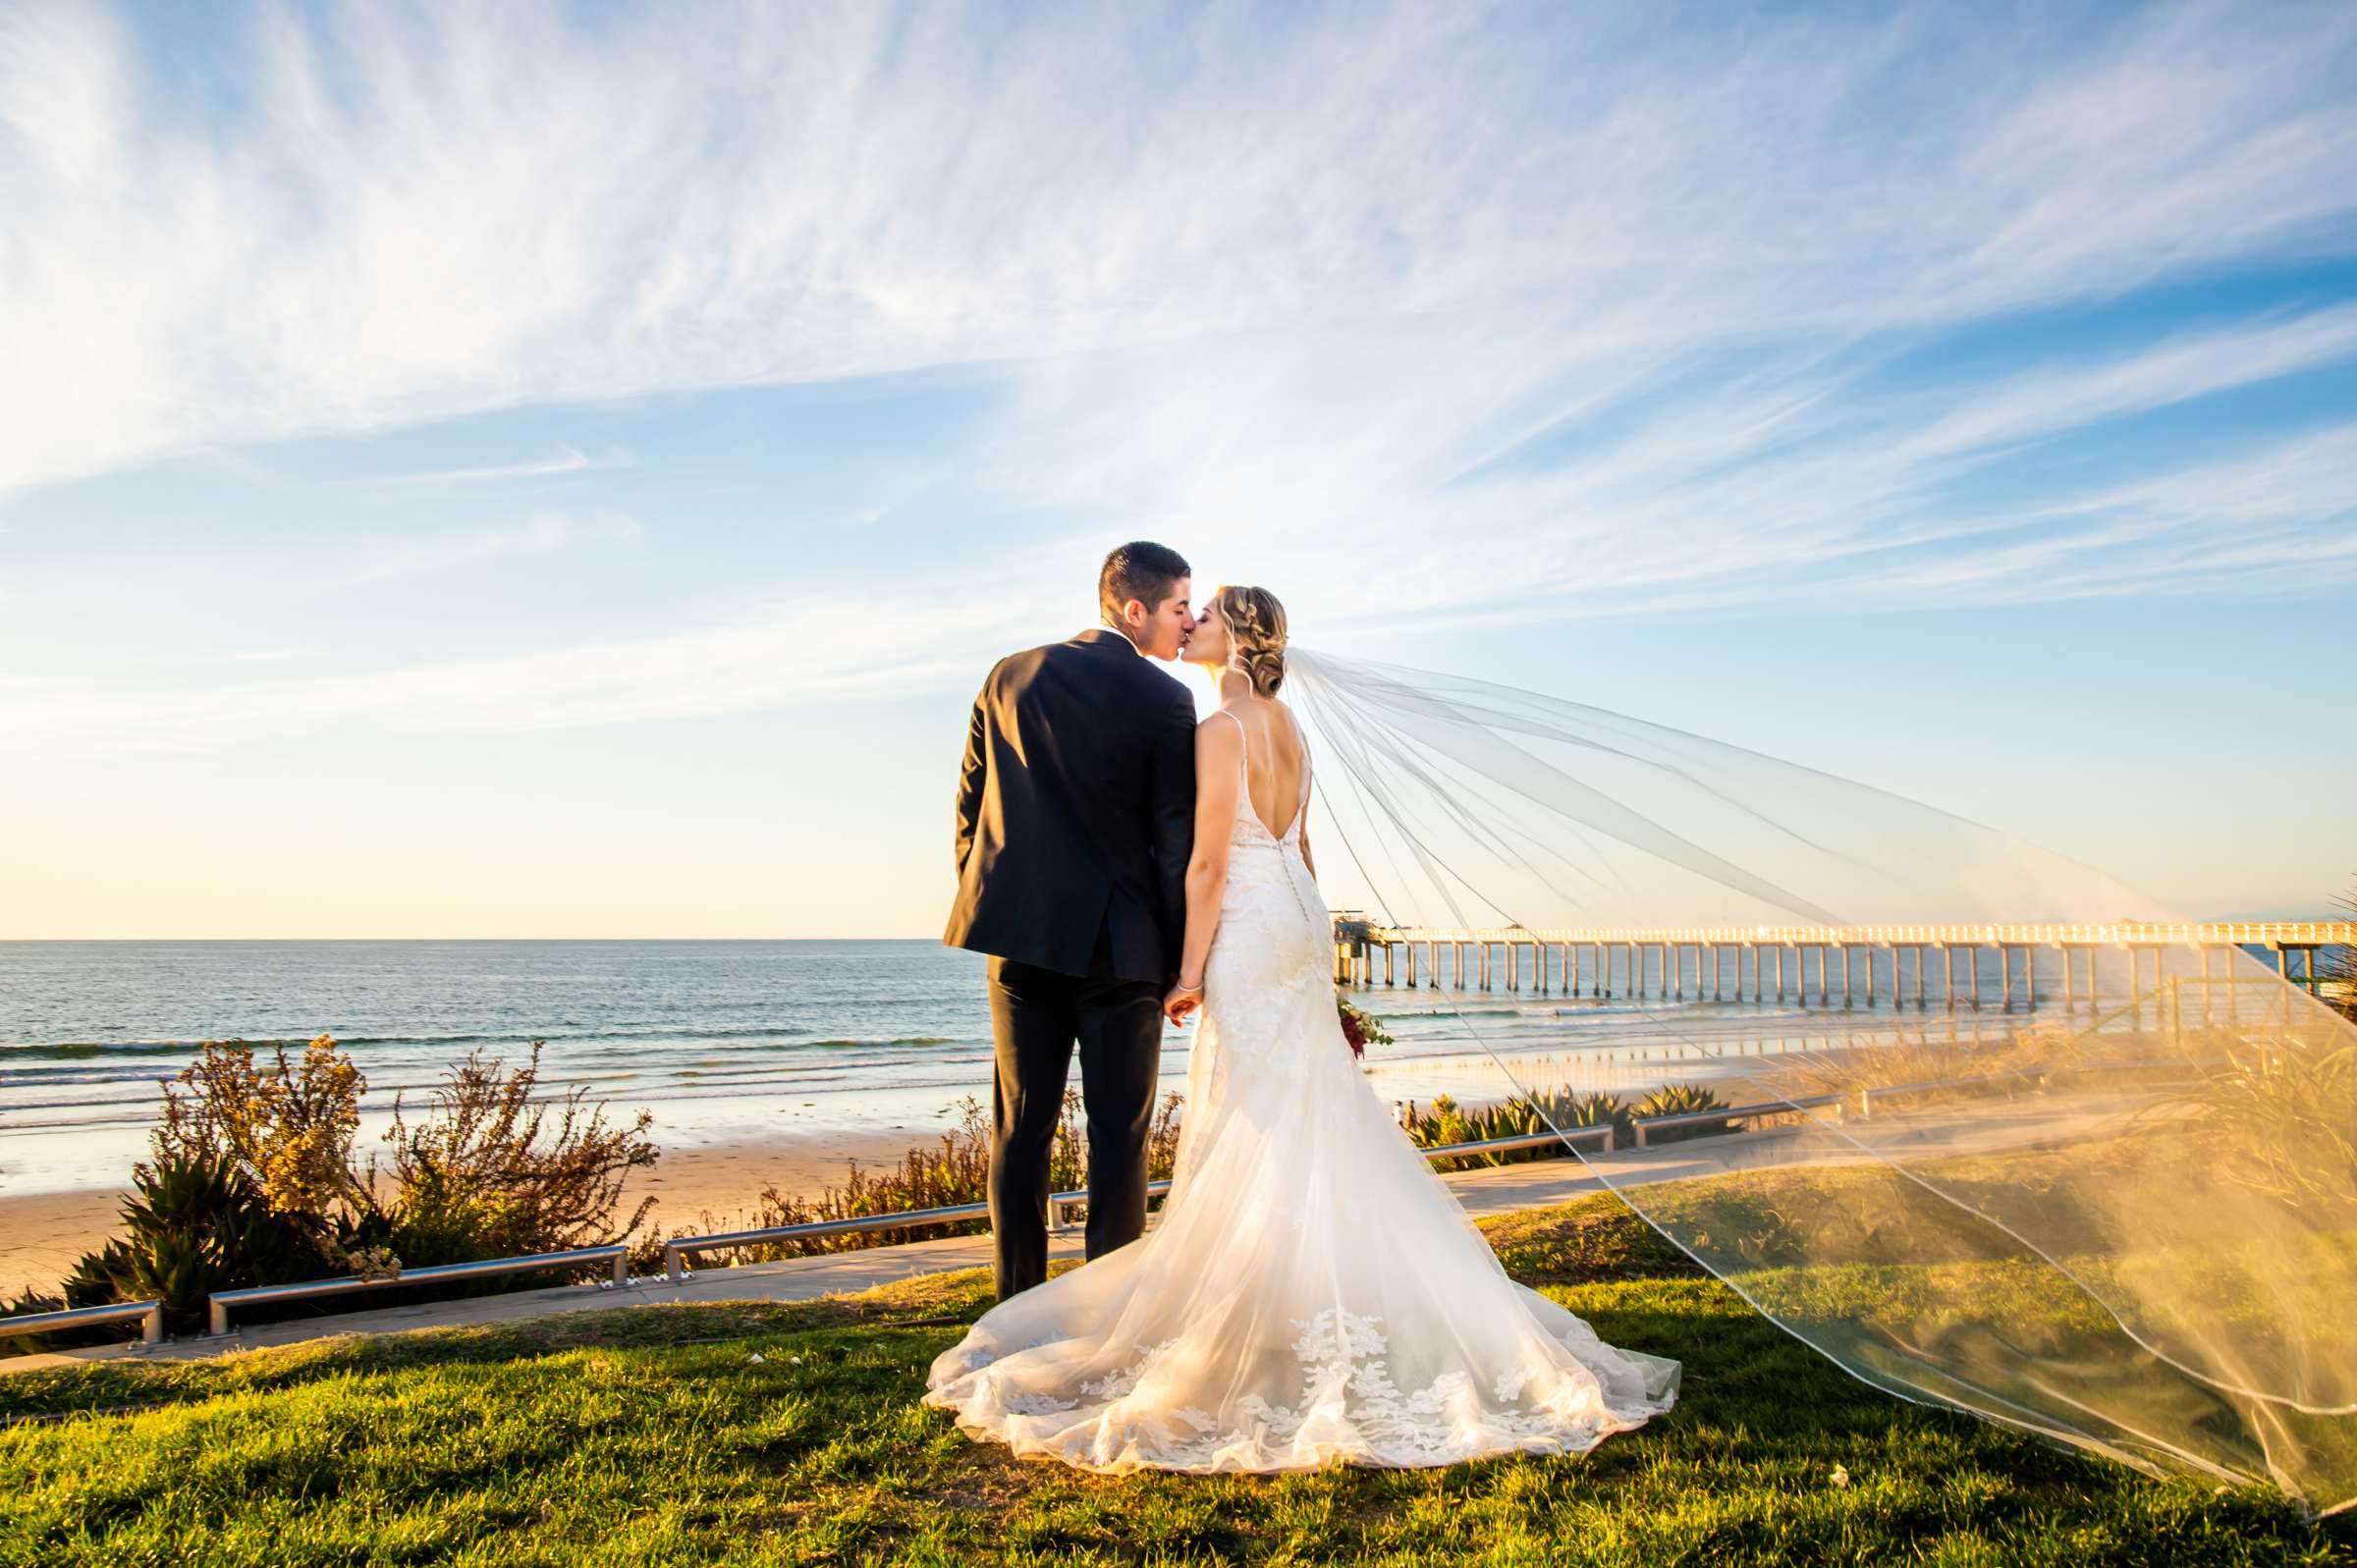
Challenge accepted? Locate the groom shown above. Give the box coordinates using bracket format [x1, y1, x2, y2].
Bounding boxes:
[944, 541, 1200, 1299]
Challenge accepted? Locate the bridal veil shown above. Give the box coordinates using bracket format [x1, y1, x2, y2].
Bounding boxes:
[1287, 647, 2357, 1512]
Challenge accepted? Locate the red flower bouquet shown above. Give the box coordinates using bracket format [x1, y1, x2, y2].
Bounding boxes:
[1336, 995, 1393, 1060]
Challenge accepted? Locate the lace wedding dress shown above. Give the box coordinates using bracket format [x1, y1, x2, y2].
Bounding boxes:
[923, 707, 1680, 1473]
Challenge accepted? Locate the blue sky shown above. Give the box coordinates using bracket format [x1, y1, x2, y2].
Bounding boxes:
[2, 0, 2353, 937]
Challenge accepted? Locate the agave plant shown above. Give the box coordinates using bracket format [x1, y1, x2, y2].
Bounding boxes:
[1397, 1094, 1503, 1168]
[1525, 1089, 1636, 1148]
[62, 1153, 323, 1338]
[1633, 1082, 1732, 1143]
[1634, 1082, 1727, 1116]
[1395, 1088, 1627, 1169]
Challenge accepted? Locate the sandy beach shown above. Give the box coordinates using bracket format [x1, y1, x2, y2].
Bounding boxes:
[0, 1124, 929, 1303]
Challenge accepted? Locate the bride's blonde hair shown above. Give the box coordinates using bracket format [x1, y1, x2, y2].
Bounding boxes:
[1212, 585, 1288, 697]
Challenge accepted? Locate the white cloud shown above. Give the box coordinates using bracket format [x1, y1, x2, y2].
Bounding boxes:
[353, 445, 614, 487]
[0, 544, 1082, 757]
[340, 507, 641, 584]
[167, 646, 322, 667]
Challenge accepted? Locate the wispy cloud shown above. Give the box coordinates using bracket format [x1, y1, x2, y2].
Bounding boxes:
[352, 445, 619, 487]
[340, 507, 641, 584]
[165, 646, 323, 667]
[0, 545, 1079, 757]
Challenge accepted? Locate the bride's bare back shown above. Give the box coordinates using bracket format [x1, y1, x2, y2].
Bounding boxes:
[1226, 694, 1308, 842]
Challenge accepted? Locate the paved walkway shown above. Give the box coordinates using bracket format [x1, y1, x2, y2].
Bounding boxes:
[3, 1121, 1890, 1377]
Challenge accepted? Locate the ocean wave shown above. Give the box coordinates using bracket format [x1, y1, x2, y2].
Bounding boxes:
[0, 1040, 209, 1058]
[1372, 1006, 1528, 1021]
[801, 1036, 959, 1050]
[522, 1023, 834, 1044]
[0, 1034, 525, 1056]
[0, 1027, 983, 1060]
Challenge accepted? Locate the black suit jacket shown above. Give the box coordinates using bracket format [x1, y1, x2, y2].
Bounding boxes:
[944, 628, 1198, 984]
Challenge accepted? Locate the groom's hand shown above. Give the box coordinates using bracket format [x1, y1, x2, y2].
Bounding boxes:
[1163, 982, 1202, 1026]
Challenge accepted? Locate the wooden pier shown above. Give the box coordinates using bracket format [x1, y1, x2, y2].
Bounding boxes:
[1329, 917, 2356, 1010]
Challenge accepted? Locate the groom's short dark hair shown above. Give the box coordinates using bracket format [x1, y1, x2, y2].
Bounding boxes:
[1099, 541, 1190, 623]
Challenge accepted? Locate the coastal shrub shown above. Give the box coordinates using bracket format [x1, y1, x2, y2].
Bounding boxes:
[1779, 1022, 2067, 1107]
[1397, 1094, 1484, 1169]
[2194, 1032, 2357, 1217]
[1631, 1083, 1732, 1143]
[136, 1034, 658, 1264]
[1399, 1093, 1546, 1170]
[147, 1034, 659, 1269]
[147, 1035, 372, 1226]
[1529, 1087, 1638, 1149]
[10, 1037, 663, 1346]
[683, 1089, 1184, 1265]
[374, 1044, 660, 1263]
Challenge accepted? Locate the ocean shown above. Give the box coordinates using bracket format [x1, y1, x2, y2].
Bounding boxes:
[1, 939, 1940, 1197]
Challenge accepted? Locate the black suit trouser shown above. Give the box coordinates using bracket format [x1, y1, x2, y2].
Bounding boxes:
[983, 953, 1163, 1300]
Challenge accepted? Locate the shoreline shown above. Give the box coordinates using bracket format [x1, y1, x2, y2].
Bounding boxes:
[0, 1123, 929, 1302]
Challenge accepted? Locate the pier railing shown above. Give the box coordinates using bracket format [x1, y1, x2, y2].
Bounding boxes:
[1331, 917, 2357, 1000]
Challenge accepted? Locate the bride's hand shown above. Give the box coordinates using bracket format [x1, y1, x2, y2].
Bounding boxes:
[1163, 979, 1203, 1025]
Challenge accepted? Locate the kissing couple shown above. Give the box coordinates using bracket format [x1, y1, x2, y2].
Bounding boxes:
[928, 541, 1678, 1474]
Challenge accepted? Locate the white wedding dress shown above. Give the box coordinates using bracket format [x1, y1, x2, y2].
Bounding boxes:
[923, 706, 1680, 1473]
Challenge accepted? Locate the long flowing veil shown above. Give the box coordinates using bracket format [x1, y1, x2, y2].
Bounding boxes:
[1286, 647, 2357, 1511]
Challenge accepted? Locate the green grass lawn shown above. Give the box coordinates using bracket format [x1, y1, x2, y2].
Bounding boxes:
[1, 1195, 2348, 1566]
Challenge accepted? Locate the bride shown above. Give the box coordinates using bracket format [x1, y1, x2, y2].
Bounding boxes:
[922, 585, 1679, 1474]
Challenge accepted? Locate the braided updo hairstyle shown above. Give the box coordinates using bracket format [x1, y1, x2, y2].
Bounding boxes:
[1213, 585, 1288, 697]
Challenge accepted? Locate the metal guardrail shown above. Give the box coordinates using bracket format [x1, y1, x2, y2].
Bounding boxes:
[662, 1202, 992, 1282]
[1855, 1073, 2018, 1114]
[207, 1244, 630, 1336]
[1629, 1092, 1844, 1148]
[661, 1124, 1620, 1282]
[0, 1299, 165, 1347]
[24, 1051, 2231, 1345]
[1411, 1125, 1616, 1162]
[1048, 1181, 1170, 1237]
